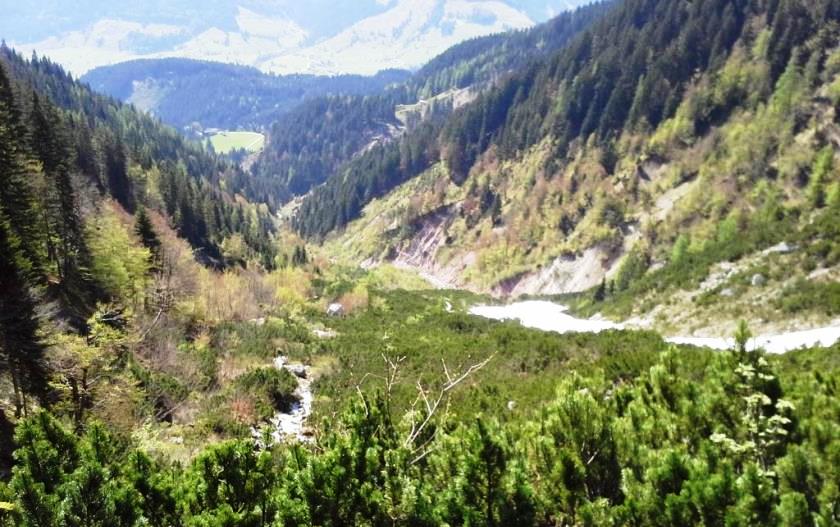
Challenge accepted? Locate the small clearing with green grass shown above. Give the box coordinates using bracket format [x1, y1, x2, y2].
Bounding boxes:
[209, 131, 265, 154]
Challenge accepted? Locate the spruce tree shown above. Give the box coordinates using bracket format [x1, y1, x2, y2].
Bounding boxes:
[0, 64, 45, 278]
[104, 134, 133, 212]
[30, 92, 87, 283]
[134, 207, 161, 264]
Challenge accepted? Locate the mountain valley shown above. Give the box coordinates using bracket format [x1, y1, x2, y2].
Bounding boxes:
[0, 1, 839, 525]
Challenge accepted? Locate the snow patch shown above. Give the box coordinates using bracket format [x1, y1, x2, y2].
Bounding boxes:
[470, 301, 840, 354]
[469, 301, 621, 334]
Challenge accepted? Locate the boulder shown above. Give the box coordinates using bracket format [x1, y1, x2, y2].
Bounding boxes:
[763, 242, 797, 255]
[751, 274, 766, 287]
[289, 364, 308, 379]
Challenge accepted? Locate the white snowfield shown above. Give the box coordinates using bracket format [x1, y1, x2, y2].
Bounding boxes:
[469, 301, 621, 334]
[469, 300, 840, 354]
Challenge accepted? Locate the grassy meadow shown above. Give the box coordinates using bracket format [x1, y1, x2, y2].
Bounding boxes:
[209, 131, 265, 154]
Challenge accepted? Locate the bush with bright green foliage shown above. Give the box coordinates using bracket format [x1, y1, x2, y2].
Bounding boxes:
[2, 341, 838, 526]
[86, 209, 151, 307]
[777, 280, 840, 316]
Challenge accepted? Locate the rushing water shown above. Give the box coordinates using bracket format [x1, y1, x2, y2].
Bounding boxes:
[253, 356, 314, 445]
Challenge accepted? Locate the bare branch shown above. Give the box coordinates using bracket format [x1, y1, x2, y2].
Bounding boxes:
[355, 385, 370, 416]
[138, 308, 165, 342]
[404, 353, 496, 448]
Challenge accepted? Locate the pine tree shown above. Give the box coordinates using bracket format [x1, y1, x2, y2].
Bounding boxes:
[0, 64, 45, 278]
[134, 207, 161, 265]
[104, 134, 133, 212]
[30, 92, 87, 283]
[593, 278, 607, 302]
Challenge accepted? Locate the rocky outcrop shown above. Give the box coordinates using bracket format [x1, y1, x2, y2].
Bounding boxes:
[491, 245, 617, 297]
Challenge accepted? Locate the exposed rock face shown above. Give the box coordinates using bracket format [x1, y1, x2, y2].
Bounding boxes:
[491, 245, 617, 297]
[763, 242, 797, 255]
[391, 205, 473, 290]
[385, 204, 631, 297]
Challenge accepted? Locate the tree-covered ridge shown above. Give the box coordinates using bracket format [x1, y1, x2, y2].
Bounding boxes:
[82, 58, 410, 132]
[0, 43, 288, 432]
[0, 45, 277, 267]
[1, 341, 837, 526]
[291, 0, 840, 239]
[242, 2, 606, 213]
[245, 93, 407, 208]
[407, 0, 612, 100]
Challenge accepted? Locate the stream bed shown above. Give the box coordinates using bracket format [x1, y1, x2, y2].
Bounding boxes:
[253, 356, 314, 445]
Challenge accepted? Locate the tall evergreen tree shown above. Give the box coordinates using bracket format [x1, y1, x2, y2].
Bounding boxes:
[134, 207, 161, 265]
[0, 63, 45, 277]
[30, 92, 88, 283]
[104, 134, 133, 212]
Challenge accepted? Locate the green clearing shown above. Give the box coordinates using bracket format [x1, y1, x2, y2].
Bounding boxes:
[209, 131, 265, 154]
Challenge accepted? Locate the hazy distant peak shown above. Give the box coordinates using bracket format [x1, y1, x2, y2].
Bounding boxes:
[234, 7, 308, 46]
[6, 1, 589, 76]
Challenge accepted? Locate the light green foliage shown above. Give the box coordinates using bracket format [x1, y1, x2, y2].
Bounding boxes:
[86, 207, 151, 306]
[10, 414, 142, 527]
[808, 147, 835, 209]
[312, 289, 673, 421]
[180, 440, 276, 526]
[614, 247, 648, 292]
[234, 367, 299, 418]
[670, 234, 690, 265]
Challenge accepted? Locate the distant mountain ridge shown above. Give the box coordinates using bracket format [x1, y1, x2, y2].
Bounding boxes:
[81, 59, 409, 132]
[7, 0, 592, 77]
[243, 1, 610, 209]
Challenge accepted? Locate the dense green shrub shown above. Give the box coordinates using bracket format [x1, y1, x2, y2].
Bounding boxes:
[235, 367, 299, 416]
[777, 280, 840, 316]
[4, 342, 838, 526]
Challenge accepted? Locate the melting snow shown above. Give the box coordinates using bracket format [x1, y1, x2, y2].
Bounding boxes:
[469, 301, 622, 334]
[469, 301, 840, 354]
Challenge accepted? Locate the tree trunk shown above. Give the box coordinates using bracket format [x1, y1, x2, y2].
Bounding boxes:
[10, 365, 22, 418]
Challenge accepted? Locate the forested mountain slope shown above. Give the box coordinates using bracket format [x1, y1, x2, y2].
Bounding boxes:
[0, 43, 281, 435]
[315, 0, 840, 334]
[406, 0, 612, 100]
[247, 94, 407, 208]
[0, 46, 276, 268]
[246, 1, 609, 209]
[82, 58, 409, 132]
